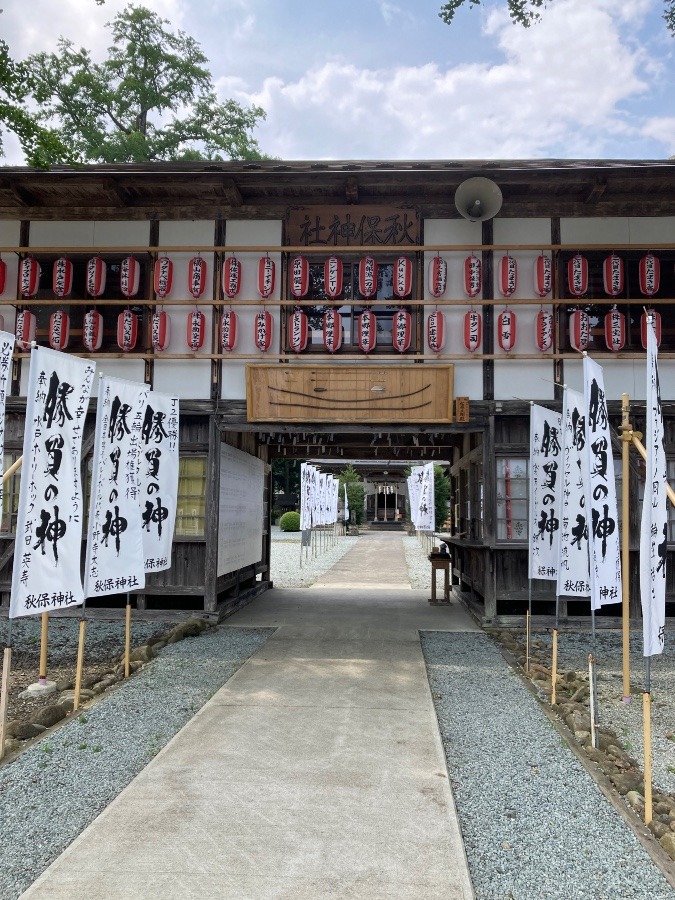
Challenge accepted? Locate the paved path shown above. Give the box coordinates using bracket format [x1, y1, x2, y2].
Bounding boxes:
[311, 530, 411, 589]
[22, 533, 477, 900]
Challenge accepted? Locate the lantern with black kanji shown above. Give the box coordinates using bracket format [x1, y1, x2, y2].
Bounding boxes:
[151, 310, 171, 352]
[154, 256, 173, 298]
[427, 311, 445, 353]
[464, 309, 482, 353]
[48, 310, 70, 351]
[186, 310, 205, 351]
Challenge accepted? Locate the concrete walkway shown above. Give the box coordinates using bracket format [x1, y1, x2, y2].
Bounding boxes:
[23, 533, 477, 900]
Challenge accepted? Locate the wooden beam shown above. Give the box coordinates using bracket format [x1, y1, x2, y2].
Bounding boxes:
[221, 177, 243, 207]
[345, 176, 359, 204]
[584, 178, 607, 204]
[0, 179, 36, 206]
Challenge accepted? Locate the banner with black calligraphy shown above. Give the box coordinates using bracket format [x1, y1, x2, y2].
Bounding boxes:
[417, 462, 435, 531]
[84, 376, 149, 599]
[300, 463, 311, 530]
[583, 356, 622, 610]
[10, 347, 96, 618]
[528, 404, 563, 580]
[556, 388, 591, 598]
[408, 466, 423, 528]
[139, 392, 179, 573]
[640, 318, 667, 657]
[0, 331, 15, 528]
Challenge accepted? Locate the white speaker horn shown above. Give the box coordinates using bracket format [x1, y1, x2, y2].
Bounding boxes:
[455, 177, 503, 222]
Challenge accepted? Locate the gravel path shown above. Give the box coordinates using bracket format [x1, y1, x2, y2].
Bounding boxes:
[0, 625, 272, 900]
[422, 630, 675, 900]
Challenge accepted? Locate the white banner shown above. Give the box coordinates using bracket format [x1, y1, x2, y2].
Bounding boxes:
[556, 389, 591, 598]
[640, 318, 667, 657]
[528, 404, 563, 580]
[139, 393, 179, 573]
[10, 347, 96, 617]
[409, 466, 423, 528]
[583, 356, 622, 610]
[343, 482, 349, 523]
[84, 376, 149, 599]
[300, 463, 312, 531]
[0, 331, 14, 528]
[417, 462, 435, 531]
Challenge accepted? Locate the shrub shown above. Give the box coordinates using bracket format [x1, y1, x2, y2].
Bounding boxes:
[279, 511, 301, 532]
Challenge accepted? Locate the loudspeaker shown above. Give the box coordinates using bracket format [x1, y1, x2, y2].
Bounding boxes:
[454, 177, 503, 222]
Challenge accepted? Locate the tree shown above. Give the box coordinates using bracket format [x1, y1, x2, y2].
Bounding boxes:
[24, 4, 266, 164]
[0, 40, 72, 167]
[272, 459, 301, 498]
[338, 464, 365, 526]
[434, 464, 451, 533]
[439, 0, 675, 33]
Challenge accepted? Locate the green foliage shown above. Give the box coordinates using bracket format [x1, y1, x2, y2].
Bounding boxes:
[23, 4, 266, 164]
[272, 459, 301, 496]
[440, 1, 675, 34]
[338, 464, 365, 526]
[279, 511, 301, 532]
[434, 464, 451, 532]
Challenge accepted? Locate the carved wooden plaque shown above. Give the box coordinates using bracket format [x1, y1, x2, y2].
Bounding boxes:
[285, 206, 420, 247]
[246, 365, 454, 424]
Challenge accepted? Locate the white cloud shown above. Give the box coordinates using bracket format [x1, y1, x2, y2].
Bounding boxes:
[642, 116, 675, 153]
[229, 1, 649, 159]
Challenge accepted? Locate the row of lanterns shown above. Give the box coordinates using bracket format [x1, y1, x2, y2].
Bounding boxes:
[10, 306, 664, 354]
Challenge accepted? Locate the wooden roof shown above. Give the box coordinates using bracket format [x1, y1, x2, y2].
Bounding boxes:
[0, 159, 674, 220]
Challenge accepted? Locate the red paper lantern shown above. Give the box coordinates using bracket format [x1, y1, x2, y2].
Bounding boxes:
[255, 310, 273, 351]
[427, 311, 445, 353]
[324, 256, 343, 298]
[639, 254, 660, 297]
[83, 310, 103, 351]
[323, 309, 342, 353]
[464, 255, 482, 298]
[222, 256, 241, 299]
[154, 256, 173, 298]
[151, 310, 171, 352]
[220, 309, 237, 352]
[86, 257, 106, 297]
[52, 257, 73, 299]
[187, 310, 205, 351]
[393, 310, 411, 353]
[498, 255, 517, 298]
[0, 257, 6, 294]
[464, 310, 482, 353]
[357, 310, 376, 353]
[568, 254, 588, 297]
[535, 309, 553, 352]
[290, 256, 309, 299]
[428, 256, 447, 299]
[258, 256, 275, 299]
[393, 257, 412, 299]
[534, 254, 552, 298]
[288, 310, 308, 353]
[604, 308, 625, 352]
[15, 310, 36, 350]
[120, 256, 141, 299]
[20, 257, 40, 298]
[48, 310, 70, 351]
[569, 310, 590, 352]
[358, 256, 378, 298]
[603, 254, 624, 297]
[117, 309, 138, 352]
[188, 256, 207, 300]
[641, 310, 662, 349]
[498, 308, 517, 352]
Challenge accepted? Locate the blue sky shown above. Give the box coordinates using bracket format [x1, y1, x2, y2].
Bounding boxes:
[3, 0, 675, 162]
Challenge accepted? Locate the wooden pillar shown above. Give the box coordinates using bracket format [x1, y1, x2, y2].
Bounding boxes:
[482, 219, 494, 402]
[204, 417, 221, 612]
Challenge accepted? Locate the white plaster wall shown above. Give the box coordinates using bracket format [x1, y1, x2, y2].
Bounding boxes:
[560, 218, 631, 245]
[29, 220, 150, 247]
[452, 361, 483, 400]
[18, 357, 146, 398]
[494, 360, 556, 401]
[153, 360, 213, 399]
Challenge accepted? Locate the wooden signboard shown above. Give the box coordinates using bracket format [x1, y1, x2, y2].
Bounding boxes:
[286, 206, 420, 247]
[246, 364, 453, 424]
[455, 397, 470, 423]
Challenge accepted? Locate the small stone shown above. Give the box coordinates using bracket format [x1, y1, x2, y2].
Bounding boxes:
[55, 677, 74, 692]
[12, 723, 47, 740]
[650, 821, 669, 839]
[32, 704, 68, 728]
[501, 841, 511, 850]
[661, 832, 675, 861]
[18, 681, 58, 699]
[626, 791, 645, 815]
[128, 644, 155, 663]
[59, 688, 95, 703]
[3, 737, 21, 754]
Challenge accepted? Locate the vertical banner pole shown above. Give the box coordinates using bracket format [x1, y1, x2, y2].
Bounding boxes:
[551, 628, 558, 705]
[525, 610, 530, 675]
[124, 596, 132, 678]
[620, 392, 631, 702]
[38, 611, 49, 685]
[589, 653, 598, 749]
[73, 618, 87, 711]
[643, 658, 653, 824]
[0, 646, 12, 761]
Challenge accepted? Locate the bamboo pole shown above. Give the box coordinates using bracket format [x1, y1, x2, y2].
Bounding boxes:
[0, 647, 11, 761]
[525, 610, 531, 675]
[631, 434, 675, 506]
[124, 601, 132, 679]
[38, 612, 49, 685]
[620, 394, 631, 702]
[589, 654, 598, 750]
[551, 629, 558, 706]
[644, 691, 653, 824]
[73, 620, 87, 711]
